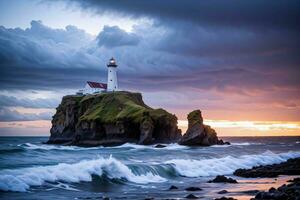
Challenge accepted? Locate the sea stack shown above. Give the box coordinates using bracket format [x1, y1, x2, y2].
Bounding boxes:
[179, 109, 226, 146]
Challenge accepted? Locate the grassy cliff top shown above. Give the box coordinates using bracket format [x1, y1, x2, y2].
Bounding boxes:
[64, 91, 174, 123]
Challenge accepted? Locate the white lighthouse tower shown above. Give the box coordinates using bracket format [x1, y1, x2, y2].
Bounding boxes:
[107, 57, 118, 91]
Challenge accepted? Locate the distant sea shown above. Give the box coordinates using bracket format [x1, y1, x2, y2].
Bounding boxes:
[0, 136, 299, 200]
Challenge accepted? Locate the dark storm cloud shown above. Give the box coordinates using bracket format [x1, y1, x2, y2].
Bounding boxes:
[0, 107, 52, 122]
[0, 20, 108, 90]
[1, 0, 300, 122]
[0, 19, 299, 95]
[0, 95, 59, 109]
[65, 0, 300, 31]
[0, 65, 104, 90]
[97, 25, 140, 48]
[155, 24, 300, 58]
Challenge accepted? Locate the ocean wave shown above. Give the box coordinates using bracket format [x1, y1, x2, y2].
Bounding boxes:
[0, 148, 24, 154]
[114, 143, 153, 149]
[115, 143, 188, 150]
[165, 150, 300, 177]
[19, 143, 101, 151]
[231, 142, 262, 146]
[161, 143, 189, 150]
[209, 142, 261, 148]
[0, 156, 165, 192]
[19, 142, 188, 151]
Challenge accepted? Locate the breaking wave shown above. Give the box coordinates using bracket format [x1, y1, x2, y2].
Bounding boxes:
[1, 150, 299, 192]
[0, 156, 165, 192]
[165, 150, 300, 177]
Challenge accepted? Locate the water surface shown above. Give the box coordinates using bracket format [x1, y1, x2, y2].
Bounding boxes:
[0, 136, 299, 199]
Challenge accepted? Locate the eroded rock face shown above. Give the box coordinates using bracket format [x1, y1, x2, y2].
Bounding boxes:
[47, 91, 182, 146]
[139, 111, 154, 144]
[179, 110, 225, 146]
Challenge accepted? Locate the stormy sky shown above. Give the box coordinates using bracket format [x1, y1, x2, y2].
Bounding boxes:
[0, 0, 300, 136]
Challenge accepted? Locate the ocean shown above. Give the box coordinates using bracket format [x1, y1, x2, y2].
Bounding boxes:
[0, 136, 299, 200]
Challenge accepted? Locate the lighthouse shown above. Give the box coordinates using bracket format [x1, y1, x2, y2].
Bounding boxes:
[107, 57, 118, 91]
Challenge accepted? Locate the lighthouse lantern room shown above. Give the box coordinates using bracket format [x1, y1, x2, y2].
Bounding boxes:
[107, 57, 118, 92]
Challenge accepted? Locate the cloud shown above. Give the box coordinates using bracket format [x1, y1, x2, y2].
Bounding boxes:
[0, 13, 299, 121]
[0, 95, 59, 108]
[0, 107, 53, 122]
[97, 25, 140, 47]
[64, 0, 300, 32]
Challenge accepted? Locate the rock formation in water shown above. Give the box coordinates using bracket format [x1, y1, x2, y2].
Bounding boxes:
[234, 157, 300, 178]
[253, 177, 300, 200]
[47, 91, 182, 146]
[179, 110, 228, 146]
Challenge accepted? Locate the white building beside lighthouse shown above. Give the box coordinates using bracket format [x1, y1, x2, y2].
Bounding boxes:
[76, 57, 119, 95]
[107, 57, 118, 92]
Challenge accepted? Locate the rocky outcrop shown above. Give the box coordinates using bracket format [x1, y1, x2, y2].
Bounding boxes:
[179, 110, 227, 146]
[208, 175, 238, 183]
[47, 91, 182, 146]
[234, 157, 300, 178]
[252, 178, 300, 200]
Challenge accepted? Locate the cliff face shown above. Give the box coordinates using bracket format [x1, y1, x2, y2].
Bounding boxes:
[179, 110, 226, 146]
[48, 91, 182, 146]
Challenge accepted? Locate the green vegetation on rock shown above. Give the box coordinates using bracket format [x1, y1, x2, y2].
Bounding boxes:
[78, 91, 172, 124]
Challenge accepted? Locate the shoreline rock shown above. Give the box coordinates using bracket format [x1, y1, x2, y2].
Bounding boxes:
[208, 175, 238, 183]
[215, 197, 237, 200]
[252, 177, 300, 200]
[234, 157, 300, 178]
[185, 187, 202, 191]
[179, 110, 229, 146]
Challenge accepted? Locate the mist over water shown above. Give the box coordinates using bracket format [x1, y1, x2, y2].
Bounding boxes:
[0, 136, 299, 199]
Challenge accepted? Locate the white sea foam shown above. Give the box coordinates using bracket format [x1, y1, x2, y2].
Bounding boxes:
[111, 143, 188, 150]
[115, 143, 152, 149]
[161, 143, 189, 150]
[231, 142, 262, 146]
[165, 150, 300, 177]
[19, 143, 101, 151]
[209, 142, 261, 148]
[210, 144, 231, 148]
[0, 156, 165, 192]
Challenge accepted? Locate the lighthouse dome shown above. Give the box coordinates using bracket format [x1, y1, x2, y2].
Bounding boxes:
[107, 57, 117, 67]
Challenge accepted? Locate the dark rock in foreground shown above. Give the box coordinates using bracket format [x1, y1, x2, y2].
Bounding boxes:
[208, 175, 238, 183]
[169, 185, 178, 190]
[185, 194, 198, 199]
[234, 158, 300, 178]
[252, 177, 300, 200]
[154, 144, 167, 148]
[47, 91, 182, 146]
[179, 110, 228, 146]
[185, 187, 202, 191]
[215, 197, 237, 200]
[217, 190, 228, 194]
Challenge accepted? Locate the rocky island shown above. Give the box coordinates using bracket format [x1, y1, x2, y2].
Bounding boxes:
[47, 91, 225, 146]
